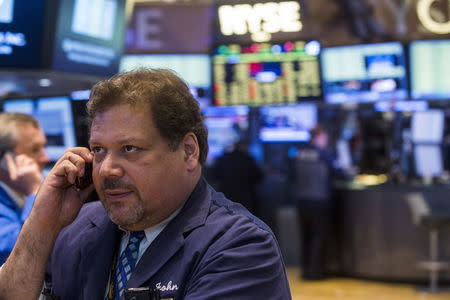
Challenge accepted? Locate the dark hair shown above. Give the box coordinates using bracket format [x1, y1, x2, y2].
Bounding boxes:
[87, 68, 208, 164]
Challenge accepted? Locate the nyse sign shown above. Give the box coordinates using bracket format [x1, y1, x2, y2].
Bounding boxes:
[218, 1, 302, 42]
[417, 0, 450, 34]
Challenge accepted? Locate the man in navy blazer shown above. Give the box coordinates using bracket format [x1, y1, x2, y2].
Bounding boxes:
[0, 69, 291, 299]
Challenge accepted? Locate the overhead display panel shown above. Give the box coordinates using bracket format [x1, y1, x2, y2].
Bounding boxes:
[213, 41, 321, 106]
[52, 0, 126, 76]
[321, 42, 408, 104]
[0, 0, 46, 68]
[126, 1, 213, 54]
[214, 0, 303, 45]
[410, 39, 450, 100]
[120, 54, 212, 108]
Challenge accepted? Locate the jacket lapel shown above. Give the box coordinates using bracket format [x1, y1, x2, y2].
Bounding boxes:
[128, 177, 212, 288]
[79, 204, 120, 300]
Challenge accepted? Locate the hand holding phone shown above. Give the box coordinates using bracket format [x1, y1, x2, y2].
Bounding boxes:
[0, 151, 41, 196]
[0, 150, 14, 171]
[75, 162, 93, 190]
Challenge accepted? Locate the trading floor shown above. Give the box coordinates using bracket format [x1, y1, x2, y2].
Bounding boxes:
[287, 268, 450, 300]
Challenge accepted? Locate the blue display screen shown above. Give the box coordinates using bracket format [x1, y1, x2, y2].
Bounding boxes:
[2, 97, 77, 162]
[52, 0, 126, 76]
[0, 0, 46, 68]
[202, 106, 249, 166]
[259, 103, 317, 142]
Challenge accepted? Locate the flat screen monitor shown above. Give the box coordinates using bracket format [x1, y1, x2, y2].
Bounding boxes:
[2, 99, 34, 114]
[70, 89, 91, 101]
[213, 41, 321, 106]
[410, 40, 450, 100]
[2, 97, 77, 162]
[0, 0, 46, 68]
[374, 100, 428, 113]
[35, 97, 77, 162]
[414, 145, 443, 177]
[202, 105, 249, 166]
[411, 110, 444, 144]
[321, 42, 407, 104]
[52, 0, 126, 76]
[120, 54, 211, 109]
[259, 103, 317, 142]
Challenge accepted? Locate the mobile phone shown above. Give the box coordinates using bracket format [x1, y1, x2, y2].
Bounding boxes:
[75, 162, 93, 189]
[0, 151, 15, 171]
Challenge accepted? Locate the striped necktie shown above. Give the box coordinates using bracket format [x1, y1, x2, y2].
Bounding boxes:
[115, 230, 146, 300]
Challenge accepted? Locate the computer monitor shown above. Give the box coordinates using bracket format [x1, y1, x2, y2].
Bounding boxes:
[0, 0, 46, 68]
[410, 39, 450, 100]
[2, 97, 77, 162]
[2, 99, 34, 114]
[70, 89, 91, 101]
[411, 110, 444, 144]
[52, 0, 126, 76]
[414, 145, 443, 177]
[212, 41, 321, 106]
[35, 97, 77, 162]
[321, 42, 407, 104]
[202, 106, 249, 166]
[120, 54, 211, 109]
[259, 103, 317, 142]
[374, 100, 428, 113]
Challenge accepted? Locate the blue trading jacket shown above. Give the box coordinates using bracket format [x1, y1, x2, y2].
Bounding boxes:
[0, 184, 35, 264]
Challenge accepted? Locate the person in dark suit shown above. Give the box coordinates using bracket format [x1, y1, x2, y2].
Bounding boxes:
[213, 140, 263, 215]
[0, 69, 291, 300]
[291, 125, 338, 280]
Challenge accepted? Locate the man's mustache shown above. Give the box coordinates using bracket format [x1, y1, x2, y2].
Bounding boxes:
[102, 178, 132, 190]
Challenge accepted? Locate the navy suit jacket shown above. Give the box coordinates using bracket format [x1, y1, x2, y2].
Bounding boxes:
[45, 178, 291, 299]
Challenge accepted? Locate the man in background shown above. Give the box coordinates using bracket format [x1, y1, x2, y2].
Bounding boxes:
[213, 140, 263, 215]
[291, 125, 338, 280]
[0, 113, 49, 264]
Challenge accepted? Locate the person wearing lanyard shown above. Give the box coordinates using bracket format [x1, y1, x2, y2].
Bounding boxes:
[0, 69, 291, 300]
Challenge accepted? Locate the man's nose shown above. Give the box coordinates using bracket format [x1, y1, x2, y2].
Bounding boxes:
[98, 153, 124, 178]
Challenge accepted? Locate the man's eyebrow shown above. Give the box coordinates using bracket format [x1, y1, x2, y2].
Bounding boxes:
[89, 138, 144, 145]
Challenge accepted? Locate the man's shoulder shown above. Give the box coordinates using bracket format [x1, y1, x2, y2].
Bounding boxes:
[205, 188, 274, 236]
[56, 201, 106, 241]
[72, 201, 105, 225]
[78, 200, 105, 217]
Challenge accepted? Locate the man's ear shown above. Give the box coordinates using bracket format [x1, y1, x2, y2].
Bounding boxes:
[182, 132, 200, 171]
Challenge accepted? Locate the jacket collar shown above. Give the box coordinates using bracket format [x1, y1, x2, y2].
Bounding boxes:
[79, 204, 120, 300]
[129, 176, 212, 288]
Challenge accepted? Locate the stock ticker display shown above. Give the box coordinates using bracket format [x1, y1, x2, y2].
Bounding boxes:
[212, 41, 321, 106]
